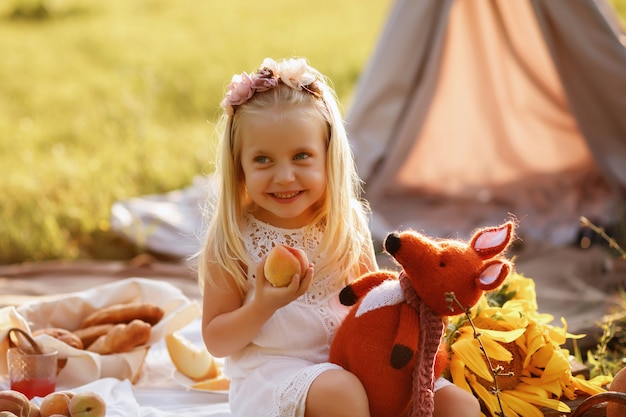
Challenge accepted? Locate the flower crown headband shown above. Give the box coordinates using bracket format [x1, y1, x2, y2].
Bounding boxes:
[220, 58, 323, 116]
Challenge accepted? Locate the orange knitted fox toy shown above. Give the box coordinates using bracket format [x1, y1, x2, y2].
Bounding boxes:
[329, 221, 516, 417]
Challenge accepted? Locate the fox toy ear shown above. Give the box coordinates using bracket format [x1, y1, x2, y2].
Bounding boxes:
[477, 260, 511, 290]
[471, 222, 514, 260]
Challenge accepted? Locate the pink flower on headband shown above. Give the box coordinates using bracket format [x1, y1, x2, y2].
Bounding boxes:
[220, 72, 255, 115]
[220, 58, 319, 115]
[251, 69, 278, 92]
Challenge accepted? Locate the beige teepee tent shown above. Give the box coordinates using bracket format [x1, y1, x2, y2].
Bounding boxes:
[347, 0, 626, 245]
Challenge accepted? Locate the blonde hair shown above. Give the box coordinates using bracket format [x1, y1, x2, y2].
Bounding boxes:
[198, 58, 372, 295]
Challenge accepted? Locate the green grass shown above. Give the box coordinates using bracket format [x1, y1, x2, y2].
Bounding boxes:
[0, 0, 390, 263]
[1, 0, 624, 264]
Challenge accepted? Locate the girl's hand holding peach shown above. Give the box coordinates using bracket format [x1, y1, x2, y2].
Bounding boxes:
[264, 245, 309, 287]
[252, 248, 313, 313]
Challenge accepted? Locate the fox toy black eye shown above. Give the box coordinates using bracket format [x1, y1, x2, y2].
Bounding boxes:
[439, 261, 446, 267]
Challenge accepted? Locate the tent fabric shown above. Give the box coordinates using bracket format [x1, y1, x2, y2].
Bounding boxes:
[347, 0, 626, 244]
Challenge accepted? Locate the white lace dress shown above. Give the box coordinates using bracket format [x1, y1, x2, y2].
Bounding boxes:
[224, 215, 351, 417]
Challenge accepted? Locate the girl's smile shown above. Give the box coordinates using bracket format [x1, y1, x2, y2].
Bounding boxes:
[239, 108, 327, 229]
[271, 191, 302, 201]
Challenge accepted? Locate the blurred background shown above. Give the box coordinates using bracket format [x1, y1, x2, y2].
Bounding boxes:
[0, 0, 391, 264]
[1, 0, 624, 265]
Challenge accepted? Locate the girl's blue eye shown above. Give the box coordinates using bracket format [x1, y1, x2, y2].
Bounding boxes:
[294, 152, 310, 160]
[254, 156, 270, 163]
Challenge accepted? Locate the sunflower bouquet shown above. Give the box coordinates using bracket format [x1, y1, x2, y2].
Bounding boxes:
[445, 272, 611, 417]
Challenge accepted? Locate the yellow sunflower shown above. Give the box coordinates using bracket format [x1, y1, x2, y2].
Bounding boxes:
[445, 272, 611, 417]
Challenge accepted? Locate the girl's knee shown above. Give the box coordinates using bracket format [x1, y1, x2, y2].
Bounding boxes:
[306, 369, 370, 417]
[313, 369, 367, 402]
[434, 385, 480, 417]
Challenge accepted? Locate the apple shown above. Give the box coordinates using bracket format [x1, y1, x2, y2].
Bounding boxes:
[67, 392, 105, 417]
[264, 245, 309, 287]
[40, 391, 72, 417]
[165, 332, 219, 381]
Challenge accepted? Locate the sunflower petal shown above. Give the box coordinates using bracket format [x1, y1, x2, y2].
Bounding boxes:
[520, 376, 548, 387]
[541, 350, 570, 381]
[547, 320, 567, 345]
[540, 379, 563, 397]
[508, 390, 570, 412]
[449, 356, 472, 392]
[479, 336, 514, 362]
[534, 312, 555, 325]
[478, 327, 526, 343]
[452, 338, 494, 381]
[500, 392, 545, 417]
[571, 375, 608, 396]
[562, 383, 577, 400]
[523, 325, 544, 368]
[469, 376, 507, 417]
[514, 383, 550, 398]
[529, 344, 554, 369]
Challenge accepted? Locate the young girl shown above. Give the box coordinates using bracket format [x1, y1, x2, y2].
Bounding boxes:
[198, 57, 480, 417]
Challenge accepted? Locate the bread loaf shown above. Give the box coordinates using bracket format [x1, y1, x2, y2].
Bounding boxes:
[80, 303, 164, 328]
[72, 323, 115, 348]
[33, 327, 84, 350]
[86, 319, 151, 355]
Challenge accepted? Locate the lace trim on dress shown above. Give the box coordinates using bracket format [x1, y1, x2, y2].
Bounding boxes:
[269, 363, 343, 417]
[244, 215, 322, 261]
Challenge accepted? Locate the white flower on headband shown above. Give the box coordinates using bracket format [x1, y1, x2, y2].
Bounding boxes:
[220, 58, 319, 116]
[271, 58, 316, 90]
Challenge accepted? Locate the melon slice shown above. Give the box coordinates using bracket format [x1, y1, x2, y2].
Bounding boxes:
[165, 332, 218, 381]
[191, 374, 230, 391]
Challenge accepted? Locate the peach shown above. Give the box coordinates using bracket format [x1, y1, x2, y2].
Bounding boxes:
[264, 245, 308, 287]
[40, 391, 72, 417]
[67, 392, 105, 417]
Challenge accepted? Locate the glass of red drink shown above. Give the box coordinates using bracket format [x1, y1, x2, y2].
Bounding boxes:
[7, 347, 58, 399]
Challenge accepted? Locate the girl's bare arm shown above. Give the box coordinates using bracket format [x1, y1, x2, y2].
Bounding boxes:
[201, 257, 313, 357]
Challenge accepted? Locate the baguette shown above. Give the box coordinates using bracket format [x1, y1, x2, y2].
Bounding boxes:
[87, 319, 151, 355]
[33, 327, 84, 350]
[72, 323, 115, 348]
[80, 302, 164, 328]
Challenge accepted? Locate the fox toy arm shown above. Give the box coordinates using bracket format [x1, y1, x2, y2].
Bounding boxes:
[391, 302, 420, 369]
[339, 270, 398, 306]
